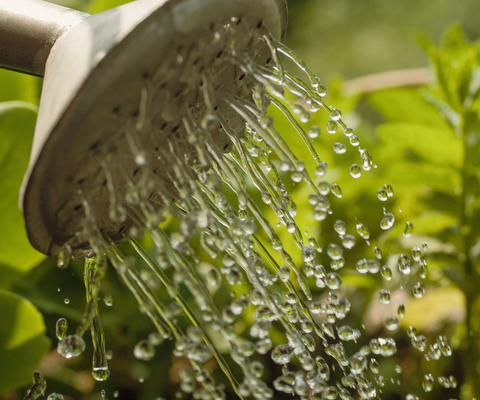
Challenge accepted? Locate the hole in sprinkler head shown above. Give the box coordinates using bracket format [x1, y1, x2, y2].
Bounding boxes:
[257, 20, 263, 28]
[133, 168, 140, 177]
[153, 168, 158, 174]
[113, 106, 121, 114]
[214, 106, 219, 111]
[159, 82, 167, 89]
[74, 204, 82, 211]
[193, 58, 200, 66]
[172, 125, 180, 133]
[77, 178, 85, 185]
[132, 110, 139, 118]
[223, 144, 230, 150]
[118, 226, 126, 234]
[142, 72, 151, 79]
[154, 147, 159, 152]
[266, 57, 272, 64]
[103, 179, 107, 187]
[236, 17, 242, 25]
[239, 73, 246, 81]
[174, 90, 182, 98]
[216, 50, 223, 58]
[90, 142, 99, 151]
[160, 122, 167, 130]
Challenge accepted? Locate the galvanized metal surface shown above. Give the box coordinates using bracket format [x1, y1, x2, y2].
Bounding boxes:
[5, 0, 288, 258]
[0, 0, 88, 76]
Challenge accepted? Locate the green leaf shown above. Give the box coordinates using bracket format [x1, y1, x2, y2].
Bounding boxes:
[368, 88, 449, 129]
[377, 122, 463, 168]
[0, 70, 40, 105]
[88, 0, 132, 13]
[0, 290, 51, 394]
[382, 161, 460, 193]
[0, 102, 44, 287]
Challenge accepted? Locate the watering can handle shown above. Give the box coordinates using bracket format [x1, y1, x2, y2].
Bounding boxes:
[0, 0, 89, 77]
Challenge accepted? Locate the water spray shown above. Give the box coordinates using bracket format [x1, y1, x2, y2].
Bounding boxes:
[0, 0, 457, 399]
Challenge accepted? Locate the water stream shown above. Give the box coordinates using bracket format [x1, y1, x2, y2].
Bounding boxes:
[26, 17, 455, 400]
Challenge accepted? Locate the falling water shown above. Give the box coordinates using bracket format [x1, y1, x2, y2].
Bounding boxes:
[28, 15, 455, 400]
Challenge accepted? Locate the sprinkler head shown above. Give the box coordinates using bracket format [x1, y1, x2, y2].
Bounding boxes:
[0, 0, 287, 259]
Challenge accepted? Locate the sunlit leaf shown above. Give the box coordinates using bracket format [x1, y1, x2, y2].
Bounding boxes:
[377, 122, 462, 168]
[0, 290, 51, 394]
[400, 286, 464, 331]
[0, 102, 44, 287]
[368, 88, 449, 129]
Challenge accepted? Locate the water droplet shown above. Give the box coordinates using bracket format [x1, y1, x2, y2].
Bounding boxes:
[422, 374, 434, 392]
[271, 344, 294, 365]
[308, 126, 321, 139]
[398, 254, 411, 274]
[255, 338, 273, 354]
[438, 376, 451, 388]
[64, 298, 70, 305]
[373, 246, 382, 259]
[422, 242, 428, 252]
[330, 108, 342, 121]
[377, 189, 388, 201]
[103, 294, 113, 306]
[378, 289, 391, 304]
[325, 273, 342, 290]
[334, 220, 346, 235]
[327, 243, 343, 260]
[385, 316, 400, 331]
[206, 268, 221, 289]
[331, 184, 342, 198]
[315, 161, 328, 177]
[412, 282, 425, 298]
[291, 170, 303, 182]
[342, 234, 356, 249]
[57, 243, 72, 269]
[381, 266, 392, 280]
[380, 213, 395, 230]
[47, 393, 65, 400]
[302, 245, 316, 262]
[349, 164, 362, 178]
[134, 339, 156, 361]
[333, 142, 347, 154]
[56, 318, 68, 341]
[356, 223, 370, 239]
[349, 135, 360, 146]
[398, 304, 405, 318]
[403, 221, 414, 238]
[436, 335, 452, 357]
[57, 334, 86, 359]
[326, 120, 337, 134]
[412, 246, 421, 262]
[383, 184, 394, 197]
[135, 151, 148, 166]
[318, 181, 330, 195]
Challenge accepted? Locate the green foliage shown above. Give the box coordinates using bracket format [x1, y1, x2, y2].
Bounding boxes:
[0, 103, 44, 287]
[0, 290, 51, 394]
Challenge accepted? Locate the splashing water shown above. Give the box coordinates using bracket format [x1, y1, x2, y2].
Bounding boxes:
[43, 17, 454, 400]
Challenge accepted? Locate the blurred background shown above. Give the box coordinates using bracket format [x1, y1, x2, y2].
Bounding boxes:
[2, 0, 480, 400]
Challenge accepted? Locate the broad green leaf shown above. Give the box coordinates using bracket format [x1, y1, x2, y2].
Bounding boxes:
[0, 290, 51, 394]
[368, 88, 449, 129]
[377, 122, 462, 168]
[400, 286, 464, 331]
[381, 211, 458, 241]
[383, 161, 460, 194]
[0, 70, 40, 105]
[88, 0, 131, 13]
[0, 102, 44, 287]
